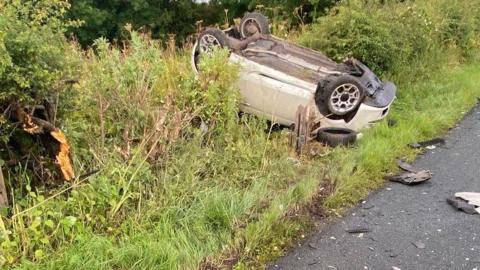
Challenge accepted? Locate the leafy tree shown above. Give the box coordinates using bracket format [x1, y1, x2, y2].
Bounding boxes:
[67, 0, 198, 46]
[0, 0, 75, 106]
[67, 0, 338, 46]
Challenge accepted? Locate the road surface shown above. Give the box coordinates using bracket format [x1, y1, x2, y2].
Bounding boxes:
[271, 105, 480, 270]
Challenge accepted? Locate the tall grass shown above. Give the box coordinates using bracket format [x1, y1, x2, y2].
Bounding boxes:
[1, 30, 325, 269]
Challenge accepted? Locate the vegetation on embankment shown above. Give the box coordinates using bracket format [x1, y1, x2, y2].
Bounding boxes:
[1, 0, 480, 269]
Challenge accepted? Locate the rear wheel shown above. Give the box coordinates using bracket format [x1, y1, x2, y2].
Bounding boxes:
[239, 12, 270, 38]
[198, 28, 228, 53]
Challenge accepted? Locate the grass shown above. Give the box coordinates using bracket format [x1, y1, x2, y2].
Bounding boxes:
[12, 64, 480, 269]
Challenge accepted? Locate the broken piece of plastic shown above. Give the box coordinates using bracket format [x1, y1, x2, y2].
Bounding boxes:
[386, 170, 432, 185]
[396, 159, 419, 173]
[447, 196, 479, 215]
[454, 192, 480, 207]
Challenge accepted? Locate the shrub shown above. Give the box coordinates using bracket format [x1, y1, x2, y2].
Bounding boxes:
[299, 0, 480, 76]
[64, 31, 239, 163]
[0, 0, 78, 154]
[0, 0, 76, 106]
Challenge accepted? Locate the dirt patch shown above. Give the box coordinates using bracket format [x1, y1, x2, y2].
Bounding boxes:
[305, 178, 336, 220]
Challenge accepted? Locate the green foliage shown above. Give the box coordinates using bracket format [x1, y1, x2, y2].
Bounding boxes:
[66, 0, 338, 46]
[0, 0, 76, 105]
[67, 0, 198, 46]
[299, 0, 480, 75]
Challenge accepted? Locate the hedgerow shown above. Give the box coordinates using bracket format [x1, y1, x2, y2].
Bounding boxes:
[299, 0, 480, 75]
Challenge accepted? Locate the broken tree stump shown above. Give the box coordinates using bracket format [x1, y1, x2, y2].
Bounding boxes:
[14, 103, 75, 181]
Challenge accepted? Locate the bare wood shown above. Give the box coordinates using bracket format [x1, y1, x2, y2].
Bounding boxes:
[0, 165, 8, 207]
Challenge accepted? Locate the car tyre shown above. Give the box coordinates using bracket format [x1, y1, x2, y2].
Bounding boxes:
[321, 74, 365, 116]
[240, 12, 270, 38]
[316, 127, 357, 147]
[193, 28, 229, 72]
[197, 28, 229, 53]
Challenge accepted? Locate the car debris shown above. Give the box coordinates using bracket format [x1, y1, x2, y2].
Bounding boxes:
[455, 192, 480, 207]
[447, 192, 480, 214]
[409, 138, 446, 149]
[192, 12, 396, 146]
[385, 160, 432, 185]
[411, 240, 426, 249]
[447, 196, 479, 215]
[386, 170, 432, 185]
[396, 159, 418, 173]
[346, 227, 371, 234]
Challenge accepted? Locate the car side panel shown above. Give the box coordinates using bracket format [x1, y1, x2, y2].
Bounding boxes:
[230, 54, 317, 125]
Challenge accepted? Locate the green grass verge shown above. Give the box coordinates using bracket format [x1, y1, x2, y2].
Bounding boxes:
[9, 63, 480, 270]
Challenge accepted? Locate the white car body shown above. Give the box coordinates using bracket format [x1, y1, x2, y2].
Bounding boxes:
[193, 31, 396, 132]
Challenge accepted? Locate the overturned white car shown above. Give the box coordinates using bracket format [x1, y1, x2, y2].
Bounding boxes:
[192, 12, 396, 145]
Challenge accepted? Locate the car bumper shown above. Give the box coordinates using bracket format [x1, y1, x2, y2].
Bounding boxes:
[319, 82, 396, 132]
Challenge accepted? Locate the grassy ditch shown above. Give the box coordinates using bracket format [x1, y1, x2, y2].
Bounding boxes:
[2, 0, 480, 269]
[11, 52, 480, 270]
[3, 34, 327, 269]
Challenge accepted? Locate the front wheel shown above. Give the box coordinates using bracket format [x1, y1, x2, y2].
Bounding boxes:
[193, 28, 229, 72]
[321, 75, 365, 116]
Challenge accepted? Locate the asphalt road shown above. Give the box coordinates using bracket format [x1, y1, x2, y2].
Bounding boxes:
[271, 105, 480, 270]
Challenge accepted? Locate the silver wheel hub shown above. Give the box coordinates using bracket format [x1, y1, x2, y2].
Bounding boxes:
[199, 34, 220, 53]
[329, 83, 361, 114]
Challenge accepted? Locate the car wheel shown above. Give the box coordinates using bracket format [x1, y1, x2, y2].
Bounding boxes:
[193, 28, 229, 72]
[322, 75, 365, 116]
[240, 12, 270, 38]
[198, 28, 228, 53]
[316, 127, 357, 147]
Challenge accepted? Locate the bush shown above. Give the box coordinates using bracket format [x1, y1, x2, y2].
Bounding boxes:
[0, 0, 77, 149]
[299, 0, 480, 76]
[0, 0, 76, 106]
[64, 31, 240, 163]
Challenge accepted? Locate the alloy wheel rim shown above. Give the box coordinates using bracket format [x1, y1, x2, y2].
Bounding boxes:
[199, 34, 221, 53]
[329, 83, 361, 114]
